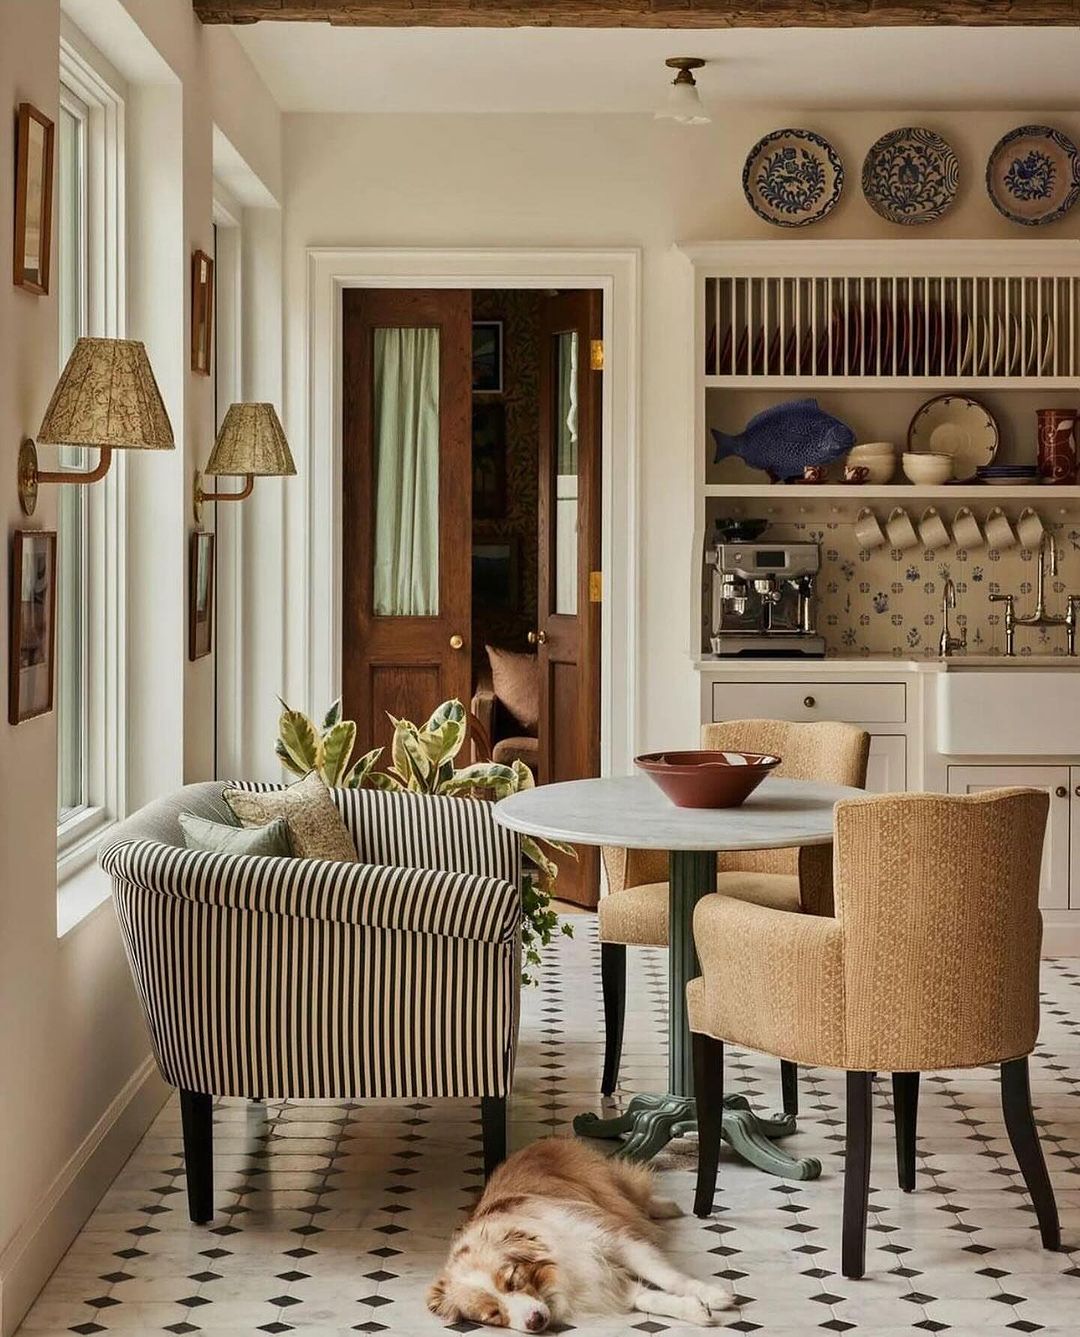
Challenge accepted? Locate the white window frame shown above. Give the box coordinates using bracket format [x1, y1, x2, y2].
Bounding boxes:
[56, 36, 127, 880]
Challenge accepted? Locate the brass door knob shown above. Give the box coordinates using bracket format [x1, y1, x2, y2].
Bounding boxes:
[1056, 786, 1068, 798]
[449, 634, 464, 650]
[528, 630, 549, 645]
[803, 695, 816, 708]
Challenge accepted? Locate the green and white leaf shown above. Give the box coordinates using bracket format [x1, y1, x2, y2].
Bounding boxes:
[277, 704, 320, 774]
[275, 737, 308, 776]
[322, 699, 342, 730]
[318, 719, 357, 787]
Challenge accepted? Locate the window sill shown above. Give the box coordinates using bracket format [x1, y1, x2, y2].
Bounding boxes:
[57, 813, 117, 937]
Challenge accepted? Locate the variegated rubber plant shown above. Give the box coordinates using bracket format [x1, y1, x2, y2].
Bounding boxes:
[276, 697, 573, 984]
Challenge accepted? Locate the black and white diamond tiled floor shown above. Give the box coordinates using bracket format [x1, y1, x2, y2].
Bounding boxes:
[17, 920, 1080, 1336]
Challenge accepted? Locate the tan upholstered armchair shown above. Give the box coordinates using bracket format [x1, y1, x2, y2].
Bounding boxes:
[689, 788, 1060, 1279]
[598, 719, 870, 1109]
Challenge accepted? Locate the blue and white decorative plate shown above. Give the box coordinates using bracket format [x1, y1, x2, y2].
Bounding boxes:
[743, 129, 844, 228]
[862, 127, 958, 225]
[987, 126, 1080, 226]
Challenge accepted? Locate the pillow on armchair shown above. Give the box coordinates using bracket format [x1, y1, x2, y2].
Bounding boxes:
[486, 645, 539, 731]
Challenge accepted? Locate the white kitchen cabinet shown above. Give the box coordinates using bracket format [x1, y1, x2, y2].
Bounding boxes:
[866, 735, 907, 793]
[947, 765, 1071, 911]
[711, 680, 906, 726]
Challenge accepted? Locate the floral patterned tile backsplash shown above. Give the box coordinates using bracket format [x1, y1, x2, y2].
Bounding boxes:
[772, 519, 1080, 658]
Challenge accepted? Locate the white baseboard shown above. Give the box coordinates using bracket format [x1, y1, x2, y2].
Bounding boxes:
[1043, 917, 1080, 957]
[0, 1057, 168, 1337]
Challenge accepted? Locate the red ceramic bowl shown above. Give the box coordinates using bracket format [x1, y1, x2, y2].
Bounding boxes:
[634, 749, 782, 809]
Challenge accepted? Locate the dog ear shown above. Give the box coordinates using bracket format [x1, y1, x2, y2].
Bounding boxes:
[427, 1274, 457, 1320]
[501, 1228, 547, 1263]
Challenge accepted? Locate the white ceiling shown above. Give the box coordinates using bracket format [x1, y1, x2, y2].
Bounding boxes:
[233, 23, 1080, 115]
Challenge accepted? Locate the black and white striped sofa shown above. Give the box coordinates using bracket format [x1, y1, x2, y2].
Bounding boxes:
[101, 781, 522, 1223]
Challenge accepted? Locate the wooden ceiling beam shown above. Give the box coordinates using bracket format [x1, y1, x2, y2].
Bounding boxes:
[192, 1, 1080, 28]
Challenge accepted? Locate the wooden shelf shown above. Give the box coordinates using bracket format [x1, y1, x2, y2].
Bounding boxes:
[704, 376, 1080, 392]
[704, 483, 1080, 503]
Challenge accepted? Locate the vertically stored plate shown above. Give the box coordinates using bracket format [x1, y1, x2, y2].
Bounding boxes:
[987, 125, 1080, 226]
[862, 127, 959, 225]
[743, 129, 844, 228]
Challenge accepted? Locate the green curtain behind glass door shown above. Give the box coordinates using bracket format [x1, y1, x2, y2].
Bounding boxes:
[372, 327, 440, 616]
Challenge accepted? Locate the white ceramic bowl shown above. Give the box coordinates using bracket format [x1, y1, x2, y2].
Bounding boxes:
[849, 441, 897, 457]
[902, 452, 953, 485]
[847, 452, 896, 483]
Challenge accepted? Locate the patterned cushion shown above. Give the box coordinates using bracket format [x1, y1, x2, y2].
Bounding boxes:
[179, 812, 294, 858]
[486, 645, 539, 732]
[223, 770, 358, 862]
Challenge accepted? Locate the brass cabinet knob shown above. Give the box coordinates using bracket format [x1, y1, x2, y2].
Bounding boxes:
[527, 630, 548, 645]
[1074, 786, 1080, 798]
[803, 695, 816, 708]
[1056, 786, 1068, 798]
[449, 634, 464, 650]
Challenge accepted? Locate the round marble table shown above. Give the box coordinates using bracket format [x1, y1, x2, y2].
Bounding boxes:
[494, 772, 860, 1173]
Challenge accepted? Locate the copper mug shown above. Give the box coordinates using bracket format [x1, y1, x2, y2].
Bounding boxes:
[1037, 409, 1078, 484]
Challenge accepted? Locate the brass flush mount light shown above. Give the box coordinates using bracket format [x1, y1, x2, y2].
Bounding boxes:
[655, 57, 711, 126]
[19, 337, 174, 515]
[193, 402, 296, 525]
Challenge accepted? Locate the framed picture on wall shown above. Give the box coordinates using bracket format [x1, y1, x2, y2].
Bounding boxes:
[472, 401, 507, 520]
[9, 530, 57, 724]
[191, 249, 214, 375]
[472, 539, 520, 611]
[189, 530, 215, 660]
[13, 103, 55, 295]
[472, 320, 503, 393]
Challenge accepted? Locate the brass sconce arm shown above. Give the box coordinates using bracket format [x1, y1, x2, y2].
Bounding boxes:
[18, 439, 114, 516]
[193, 469, 254, 525]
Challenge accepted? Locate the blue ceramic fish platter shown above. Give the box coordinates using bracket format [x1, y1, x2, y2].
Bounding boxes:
[712, 399, 855, 481]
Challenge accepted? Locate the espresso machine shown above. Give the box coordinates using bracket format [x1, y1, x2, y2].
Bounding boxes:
[707, 541, 825, 658]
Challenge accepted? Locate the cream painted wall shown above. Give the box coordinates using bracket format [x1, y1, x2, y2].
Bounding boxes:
[0, 3, 281, 1331]
[281, 109, 1080, 752]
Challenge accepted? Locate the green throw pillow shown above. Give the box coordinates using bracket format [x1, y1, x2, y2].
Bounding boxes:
[179, 812, 294, 858]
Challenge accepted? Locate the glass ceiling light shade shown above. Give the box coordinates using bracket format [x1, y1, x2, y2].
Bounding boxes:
[193, 402, 296, 524]
[655, 57, 710, 126]
[19, 336, 174, 515]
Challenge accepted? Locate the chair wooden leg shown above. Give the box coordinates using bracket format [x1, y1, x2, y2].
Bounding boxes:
[1001, 1057, 1061, 1250]
[600, 942, 626, 1096]
[693, 1032, 724, 1218]
[179, 1090, 214, 1225]
[843, 1071, 874, 1280]
[481, 1096, 507, 1180]
[780, 1060, 798, 1118]
[892, 1072, 919, 1193]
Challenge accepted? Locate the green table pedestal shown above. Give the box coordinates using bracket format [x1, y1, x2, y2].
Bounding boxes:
[573, 849, 822, 1179]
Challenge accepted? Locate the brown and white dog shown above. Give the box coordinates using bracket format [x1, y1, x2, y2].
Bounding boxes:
[427, 1138, 733, 1331]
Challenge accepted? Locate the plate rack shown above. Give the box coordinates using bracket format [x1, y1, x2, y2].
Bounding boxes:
[705, 273, 1080, 382]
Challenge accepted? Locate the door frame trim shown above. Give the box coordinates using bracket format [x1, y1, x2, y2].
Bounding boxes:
[302, 247, 641, 776]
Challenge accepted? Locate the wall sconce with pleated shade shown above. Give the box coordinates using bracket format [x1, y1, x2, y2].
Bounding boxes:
[19, 337, 174, 515]
[193, 402, 296, 525]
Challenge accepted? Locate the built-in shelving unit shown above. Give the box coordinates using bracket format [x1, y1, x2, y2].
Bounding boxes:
[682, 239, 1080, 659]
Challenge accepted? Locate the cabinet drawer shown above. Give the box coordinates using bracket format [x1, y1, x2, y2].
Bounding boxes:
[711, 680, 907, 726]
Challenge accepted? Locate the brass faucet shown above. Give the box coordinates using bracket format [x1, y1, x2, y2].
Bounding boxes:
[990, 531, 1080, 656]
[939, 579, 966, 658]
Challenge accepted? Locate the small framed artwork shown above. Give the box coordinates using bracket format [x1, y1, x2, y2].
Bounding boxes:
[472, 320, 503, 394]
[13, 103, 55, 295]
[9, 530, 57, 724]
[472, 539, 519, 610]
[189, 530, 215, 660]
[472, 401, 507, 520]
[191, 249, 214, 375]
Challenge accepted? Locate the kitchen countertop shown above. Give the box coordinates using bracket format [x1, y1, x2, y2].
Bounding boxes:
[695, 654, 1080, 672]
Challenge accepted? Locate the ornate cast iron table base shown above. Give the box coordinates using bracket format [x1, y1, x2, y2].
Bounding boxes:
[573, 849, 822, 1179]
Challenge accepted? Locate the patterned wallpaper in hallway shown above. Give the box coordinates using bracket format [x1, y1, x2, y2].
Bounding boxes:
[763, 518, 1080, 658]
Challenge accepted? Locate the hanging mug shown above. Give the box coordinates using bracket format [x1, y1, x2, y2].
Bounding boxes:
[854, 508, 887, 550]
[1036, 408, 1078, 484]
[952, 506, 983, 550]
[1017, 507, 1045, 550]
[885, 507, 919, 551]
[985, 506, 1017, 550]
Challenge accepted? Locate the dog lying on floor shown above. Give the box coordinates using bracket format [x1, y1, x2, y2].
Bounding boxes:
[427, 1137, 733, 1331]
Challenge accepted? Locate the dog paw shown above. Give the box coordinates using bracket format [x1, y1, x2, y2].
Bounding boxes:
[673, 1297, 714, 1326]
[691, 1281, 735, 1312]
[648, 1197, 684, 1220]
